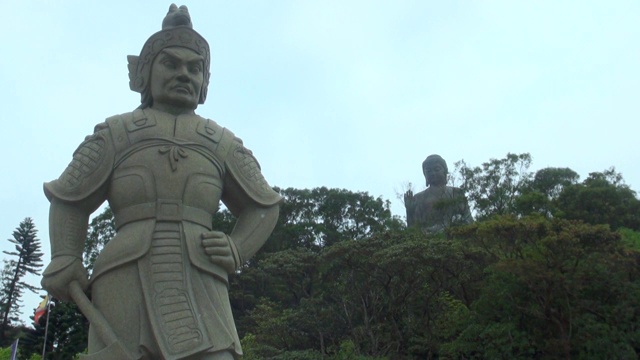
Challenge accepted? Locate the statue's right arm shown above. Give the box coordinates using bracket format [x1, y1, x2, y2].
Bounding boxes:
[41, 123, 115, 301]
[41, 199, 90, 302]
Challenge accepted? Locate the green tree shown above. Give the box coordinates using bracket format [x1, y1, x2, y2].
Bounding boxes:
[230, 187, 403, 329]
[320, 230, 486, 358]
[531, 167, 580, 199]
[265, 187, 403, 252]
[554, 168, 640, 230]
[238, 226, 488, 359]
[515, 167, 579, 217]
[0, 218, 43, 343]
[454, 153, 533, 220]
[445, 216, 640, 358]
[229, 188, 407, 357]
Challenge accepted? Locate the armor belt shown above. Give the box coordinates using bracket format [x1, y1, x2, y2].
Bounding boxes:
[114, 199, 213, 230]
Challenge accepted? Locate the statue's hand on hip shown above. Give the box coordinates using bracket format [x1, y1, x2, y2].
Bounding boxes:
[201, 231, 239, 274]
[41, 256, 89, 302]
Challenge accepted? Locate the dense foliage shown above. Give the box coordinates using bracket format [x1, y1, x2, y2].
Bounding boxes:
[444, 216, 639, 359]
[455, 153, 640, 231]
[231, 216, 639, 359]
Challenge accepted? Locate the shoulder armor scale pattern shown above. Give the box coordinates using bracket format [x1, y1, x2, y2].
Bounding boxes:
[226, 140, 282, 206]
[44, 130, 115, 202]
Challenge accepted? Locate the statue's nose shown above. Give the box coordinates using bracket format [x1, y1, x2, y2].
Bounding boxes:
[176, 68, 190, 82]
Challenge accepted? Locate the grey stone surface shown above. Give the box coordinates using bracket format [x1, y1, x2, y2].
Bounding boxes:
[41, 4, 281, 359]
[404, 154, 472, 234]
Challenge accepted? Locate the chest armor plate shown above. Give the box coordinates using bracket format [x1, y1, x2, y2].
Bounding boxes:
[107, 109, 227, 222]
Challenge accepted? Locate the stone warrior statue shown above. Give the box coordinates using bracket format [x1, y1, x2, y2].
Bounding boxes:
[404, 154, 472, 234]
[41, 5, 281, 359]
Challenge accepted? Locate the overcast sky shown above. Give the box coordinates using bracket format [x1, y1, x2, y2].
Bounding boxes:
[2, 1, 639, 323]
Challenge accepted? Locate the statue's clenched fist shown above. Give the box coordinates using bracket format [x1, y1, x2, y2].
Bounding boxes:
[41, 256, 89, 302]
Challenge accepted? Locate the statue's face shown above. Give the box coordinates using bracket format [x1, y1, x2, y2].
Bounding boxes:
[150, 47, 204, 110]
[424, 163, 447, 187]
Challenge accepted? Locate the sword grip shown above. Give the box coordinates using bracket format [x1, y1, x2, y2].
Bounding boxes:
[68, 281, 118, 346]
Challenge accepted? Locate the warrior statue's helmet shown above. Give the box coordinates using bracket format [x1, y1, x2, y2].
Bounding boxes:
[127, 4, 211, 107]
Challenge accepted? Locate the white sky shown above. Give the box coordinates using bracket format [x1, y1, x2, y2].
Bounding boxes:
[1, 1, 639, 324]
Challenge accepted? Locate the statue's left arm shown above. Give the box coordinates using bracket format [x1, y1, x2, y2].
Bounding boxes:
[223, 179, 280, 260]
[201, 137, 282, 272]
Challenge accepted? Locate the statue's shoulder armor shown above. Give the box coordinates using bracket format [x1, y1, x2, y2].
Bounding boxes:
[104, 109, 154, 153]
[193, 116, 235, 163]
[194, 116, 224, 144]
[224, 135, 282, 206]
[44, 121, 116, 202]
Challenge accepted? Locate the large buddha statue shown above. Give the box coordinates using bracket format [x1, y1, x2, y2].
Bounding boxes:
[404, 154, 473, 234]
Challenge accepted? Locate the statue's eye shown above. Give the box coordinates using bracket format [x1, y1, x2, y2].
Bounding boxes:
[189, 64, 202, 74]
[162, 60, 177, 69]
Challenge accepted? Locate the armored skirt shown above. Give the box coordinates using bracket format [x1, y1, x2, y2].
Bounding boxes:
[89, 221, 241, 359]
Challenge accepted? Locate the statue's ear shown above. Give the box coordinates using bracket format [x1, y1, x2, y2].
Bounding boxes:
[199, 71, 210, 104]
[127, 55, 141, 92]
